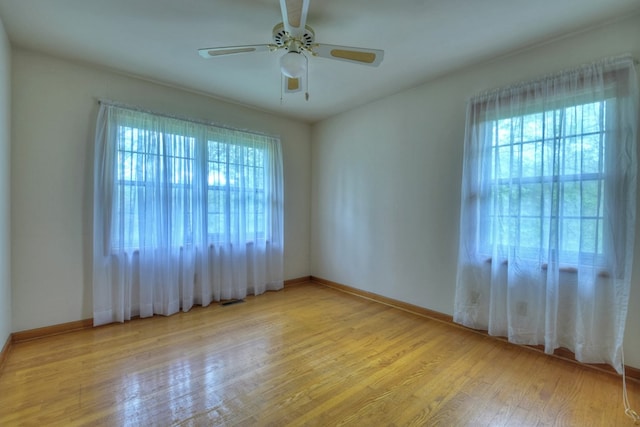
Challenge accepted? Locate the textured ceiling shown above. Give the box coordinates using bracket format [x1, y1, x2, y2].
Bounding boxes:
[1, 0, 639, 122]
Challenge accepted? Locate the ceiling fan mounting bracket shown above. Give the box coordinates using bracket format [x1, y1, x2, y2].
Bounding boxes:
[272, 23, 315, 52]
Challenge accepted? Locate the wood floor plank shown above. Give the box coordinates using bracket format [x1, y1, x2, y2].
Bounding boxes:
[1, 282, 638, 426]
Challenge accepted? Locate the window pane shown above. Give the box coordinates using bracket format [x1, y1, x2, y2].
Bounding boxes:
[562, 137, 580, 176]
[484, 99, 607, 258]
[520, 183, 542, 217]
[495, 146, 513, 180]
[562, 181, 581, 217]
[114, 126, 270, 249]
[521, 142, 542, 178]
[520, 217, 541, 249]
[561, 218, 581, 253]
[580, 219, 599, 254]
[581, 180, 601, 218]
[581, 133, 603, 174]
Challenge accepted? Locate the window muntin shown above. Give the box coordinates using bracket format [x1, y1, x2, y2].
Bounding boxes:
[480, 100, 609, 264]
[206, 140, 266, 242]
[114, 125, 268, 250]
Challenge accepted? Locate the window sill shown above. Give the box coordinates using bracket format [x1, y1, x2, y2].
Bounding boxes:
[483, 257, 610, 278]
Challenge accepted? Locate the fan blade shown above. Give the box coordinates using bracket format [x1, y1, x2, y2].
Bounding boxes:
[198, 44, 274, 59]
[284, 77, 302, 93]
[279, 0, 310, 37]
[313, 44, 384, 67]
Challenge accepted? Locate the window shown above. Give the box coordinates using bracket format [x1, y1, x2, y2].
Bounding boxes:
[454, 56, 637, 371]
[93, 103, 284, 326]
[114, 124, 269, 250]
[482, 100, 609, 265]
[206, 140, 266, 243]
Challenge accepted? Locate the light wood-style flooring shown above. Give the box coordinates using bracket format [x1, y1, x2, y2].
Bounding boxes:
[1, 282, 638, 426]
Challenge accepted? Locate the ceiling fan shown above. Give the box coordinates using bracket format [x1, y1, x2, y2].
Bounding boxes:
[198, 0, 384, 99]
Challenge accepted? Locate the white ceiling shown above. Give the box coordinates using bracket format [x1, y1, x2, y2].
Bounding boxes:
[1, 0, 639, 123]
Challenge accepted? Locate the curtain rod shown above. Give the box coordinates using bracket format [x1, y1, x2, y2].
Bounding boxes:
[97, 98, 280, 140]
[470, 54, 638, 101]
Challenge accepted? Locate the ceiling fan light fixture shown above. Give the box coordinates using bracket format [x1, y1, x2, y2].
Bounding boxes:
[280, 51, 307, 78]
[198, 0, 384, 101]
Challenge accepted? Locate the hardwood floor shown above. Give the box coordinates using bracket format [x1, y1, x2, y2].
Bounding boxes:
[0, 282, 638, 426]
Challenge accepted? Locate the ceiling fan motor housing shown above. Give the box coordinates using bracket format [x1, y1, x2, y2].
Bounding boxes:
[272, 23, 315, 51]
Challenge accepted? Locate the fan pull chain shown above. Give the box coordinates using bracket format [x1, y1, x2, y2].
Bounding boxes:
[280, 73, 284, 105]
[622, 350, 640, 424]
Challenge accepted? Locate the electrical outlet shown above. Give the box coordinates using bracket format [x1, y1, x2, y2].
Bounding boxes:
[516, 301, 527, 316]
[470, 291, 480, 305]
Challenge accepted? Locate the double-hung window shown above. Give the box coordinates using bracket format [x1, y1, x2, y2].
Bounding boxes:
[455, 56, 637, 371]
[483, 99, 609, 267]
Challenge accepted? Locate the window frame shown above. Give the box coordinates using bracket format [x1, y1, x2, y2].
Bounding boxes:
[112, 118, 271, 252]
[471, 92, 619, 269]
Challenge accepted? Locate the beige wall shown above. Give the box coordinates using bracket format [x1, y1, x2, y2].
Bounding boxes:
[0, 16, 11, 348]
[7, 10, 640, 371]
[311, 13, 640, 368]
[10, 49, 311, 332]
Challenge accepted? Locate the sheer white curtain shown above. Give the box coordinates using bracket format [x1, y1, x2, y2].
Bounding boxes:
[93, 103, 284, 326]
[455, 56, 638, 372]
